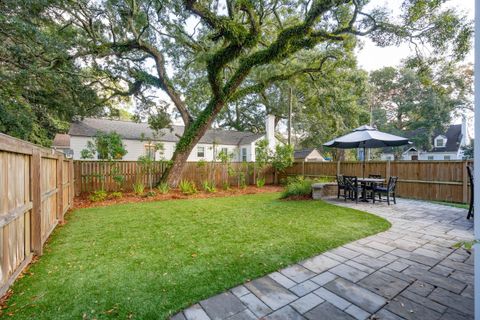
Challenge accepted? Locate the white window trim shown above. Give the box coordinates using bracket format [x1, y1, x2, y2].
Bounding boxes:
[434, 135, 447, 148]
[197, 146, 205, 158]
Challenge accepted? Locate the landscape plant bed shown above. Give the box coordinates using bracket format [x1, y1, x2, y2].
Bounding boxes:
[75, 185, 284, 209]
[2, 193, 390, 319]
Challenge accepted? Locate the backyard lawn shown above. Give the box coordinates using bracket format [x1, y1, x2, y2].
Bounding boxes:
[2, 193, 390, 319]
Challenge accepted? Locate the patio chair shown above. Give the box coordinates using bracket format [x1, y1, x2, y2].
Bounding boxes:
[343, 176, 362, 203]
[336, 175, 346, 199]
[373, 176, 398, 205]
[366, 174, 383, 198]
[467, 165, 474, 219]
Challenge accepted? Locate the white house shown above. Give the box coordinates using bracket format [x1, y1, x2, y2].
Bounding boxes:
[55, 116, 278, 161]
[380, 121, 468, 161]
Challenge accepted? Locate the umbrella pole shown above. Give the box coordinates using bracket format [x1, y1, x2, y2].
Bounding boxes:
[363, 146, 366, 178]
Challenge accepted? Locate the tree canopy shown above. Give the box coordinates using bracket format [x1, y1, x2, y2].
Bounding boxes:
[370, 62, 473, 149]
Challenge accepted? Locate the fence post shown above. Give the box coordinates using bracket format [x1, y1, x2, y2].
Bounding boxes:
[56, 154, 64, 224]
[302, 161, 305, 177]
[463, 160, 468, 204]
[30, 150, 43, 256]
[70, 160, 74, 205]
[337, 161, 340, 176]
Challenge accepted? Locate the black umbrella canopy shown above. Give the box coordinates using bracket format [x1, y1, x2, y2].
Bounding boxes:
[323, 125, 411, 149]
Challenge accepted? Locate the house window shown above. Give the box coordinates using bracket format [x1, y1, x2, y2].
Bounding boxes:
[436, 138, 445, 147]
[427, 156, 434, 160]
[144, 144, 156, 159]
[444, 155, 451, 160]
[197, 146, 205, 158]
[241, 147, 247, 162]
[221, 147, 228, 154]
[385, 156, 392, 161]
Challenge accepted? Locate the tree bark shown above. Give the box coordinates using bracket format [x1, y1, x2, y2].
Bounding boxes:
[163, 100, 225, 187]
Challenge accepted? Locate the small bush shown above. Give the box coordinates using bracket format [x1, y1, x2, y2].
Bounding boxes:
[157, 182, 170, 194]
[89, 190, 107, 202]
[280, 177, 314, 199]
[256, 177, 266, 188]
[145, 191, 156, 197]
[222, 182, 230, 191]
[202, 180, 216, 193]
[179, 180, 197, 195]
[133, 182, 145, 196]
[109, 191, 123, 199]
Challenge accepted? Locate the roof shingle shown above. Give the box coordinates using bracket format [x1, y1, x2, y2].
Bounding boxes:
[68, 118, 264, 146]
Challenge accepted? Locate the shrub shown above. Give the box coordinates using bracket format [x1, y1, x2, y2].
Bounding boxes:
[133, 182, 145, 195]
[222, 182, 230, 191]
[145, 191, 156, 197]
[202, 180, 216, 193]
[89, 190, 107, 202]
[280, 177, 314, 199]
[256, 177, 265, 188]
[109, 191, 123, 199]
[179, 180, 197, 195]
[157, 182, 170, 194]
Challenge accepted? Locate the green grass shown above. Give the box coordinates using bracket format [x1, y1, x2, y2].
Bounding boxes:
[3, 193, 390, 320]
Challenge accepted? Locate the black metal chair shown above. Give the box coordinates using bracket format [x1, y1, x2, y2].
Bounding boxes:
[343, 176, 362, 203]
[373, 176, 398, 205]
[336, 175, 346, 199]
[366, 174, 383, 198]
[467, 166, 474, 219]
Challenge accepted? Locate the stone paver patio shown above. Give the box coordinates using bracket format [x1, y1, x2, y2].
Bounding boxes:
[172, 198, 474, 320]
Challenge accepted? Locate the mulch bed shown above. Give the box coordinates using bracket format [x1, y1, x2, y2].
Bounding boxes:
[74, 185, 284, 209]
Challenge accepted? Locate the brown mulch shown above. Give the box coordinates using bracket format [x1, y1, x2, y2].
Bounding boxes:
[74, 185, 284, 209]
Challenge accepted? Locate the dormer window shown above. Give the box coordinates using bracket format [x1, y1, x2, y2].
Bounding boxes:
[434, 135, 447, 148]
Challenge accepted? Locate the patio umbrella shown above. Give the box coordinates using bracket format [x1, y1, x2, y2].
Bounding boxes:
[323, 125, 411, 177]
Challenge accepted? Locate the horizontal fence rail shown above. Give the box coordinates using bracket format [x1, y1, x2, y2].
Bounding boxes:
[74, 161, 274, 194]
[0, 133, 74, 296]
[281, 160, 473, 204]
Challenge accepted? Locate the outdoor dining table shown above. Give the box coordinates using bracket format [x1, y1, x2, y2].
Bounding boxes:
[356, 177, 385, 202]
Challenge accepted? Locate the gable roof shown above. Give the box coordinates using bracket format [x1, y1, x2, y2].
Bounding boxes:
[431, 124, 462, 153]
[68, 118, 264, 146]
[381, 124, 463, 154]
[294, 148, 323, 159]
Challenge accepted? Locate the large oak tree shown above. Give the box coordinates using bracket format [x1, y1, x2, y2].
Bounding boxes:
[46, 0, 471, 186]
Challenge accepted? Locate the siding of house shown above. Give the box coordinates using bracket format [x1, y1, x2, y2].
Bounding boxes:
[380, 151, 461, 161]
[70, 136, 260, 162]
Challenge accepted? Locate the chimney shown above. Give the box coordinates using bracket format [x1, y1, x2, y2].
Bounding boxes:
[265, 114, 276, 152]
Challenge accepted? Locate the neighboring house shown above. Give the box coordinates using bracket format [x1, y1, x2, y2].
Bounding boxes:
[294, 149, 326, 162]
[58, 116, 277, 161]
[380, 121, 468, 161]
[52, 134, 73, 158]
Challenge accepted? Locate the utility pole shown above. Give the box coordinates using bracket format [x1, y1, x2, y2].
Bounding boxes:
[288, 87, 293, 145]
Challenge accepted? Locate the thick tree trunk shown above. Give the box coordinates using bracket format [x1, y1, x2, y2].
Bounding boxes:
[163, 100, 225, 187]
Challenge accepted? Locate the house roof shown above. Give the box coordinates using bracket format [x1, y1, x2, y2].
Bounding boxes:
[431, 124, 462, 153]
[294, 148, 321, 159]
[381, 124, 463, 154]
[68, 118, 264, 146]
[52, 134, 70, 148]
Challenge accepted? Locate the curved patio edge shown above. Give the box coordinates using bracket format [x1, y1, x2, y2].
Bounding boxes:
[172, 198, 474, 320]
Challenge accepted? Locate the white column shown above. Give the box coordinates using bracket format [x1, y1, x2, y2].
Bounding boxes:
[474, 0, 479, 318]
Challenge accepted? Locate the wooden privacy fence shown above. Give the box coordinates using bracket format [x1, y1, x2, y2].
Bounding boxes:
[281, 160, 473, 204]
[74, 161, 274, 194]
[0, 133, 74, 296]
